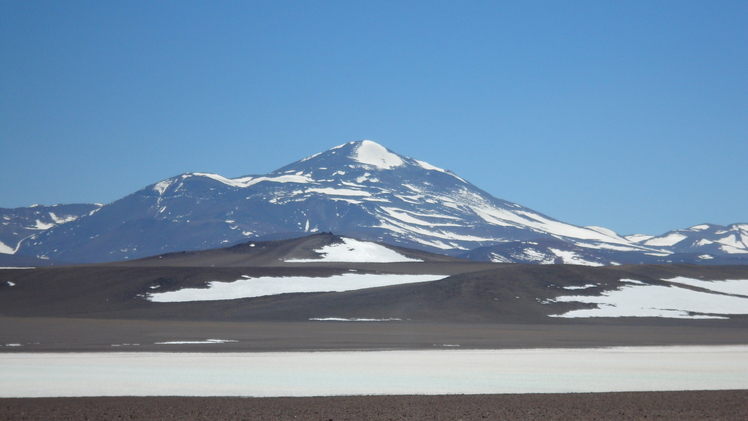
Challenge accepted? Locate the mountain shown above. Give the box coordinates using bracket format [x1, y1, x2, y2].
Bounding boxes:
[461, 224, 748, 266]
[11, 140, 748, 264]
[0, 204, 102, 258]
[627, 223, 748, 258]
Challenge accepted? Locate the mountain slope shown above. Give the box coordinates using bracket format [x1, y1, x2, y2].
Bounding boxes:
[13, 140, 747, 265]
[0, 204, 102, 256]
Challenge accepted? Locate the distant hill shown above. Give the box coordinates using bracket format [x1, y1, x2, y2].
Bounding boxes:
[119, 232, 465, 267]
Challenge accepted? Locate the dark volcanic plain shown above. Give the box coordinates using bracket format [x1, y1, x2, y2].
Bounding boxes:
[3, 391, 748, 421]
[2, 234, 748, 420]
[2, 235, 747, 351]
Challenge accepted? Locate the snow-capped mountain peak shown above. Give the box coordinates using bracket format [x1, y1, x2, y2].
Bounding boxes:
[350, 140, 404, 169]
[269, 140, 458, 178]
[151, 141, 459, 196]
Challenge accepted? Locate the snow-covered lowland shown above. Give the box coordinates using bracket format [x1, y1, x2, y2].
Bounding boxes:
[3, 346, 748, 397]
[154, 339, 238, 345]
[550, 278, 748, 319]
[147, 273, 445, 302]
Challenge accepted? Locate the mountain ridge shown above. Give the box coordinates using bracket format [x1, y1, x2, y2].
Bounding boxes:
[5, 140, 747, 265]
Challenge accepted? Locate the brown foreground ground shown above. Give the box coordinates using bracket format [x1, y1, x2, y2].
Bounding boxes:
[2, 391, 747, 420]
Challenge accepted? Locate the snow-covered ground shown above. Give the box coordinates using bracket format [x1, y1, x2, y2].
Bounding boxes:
[285, 238, 422, 263]
[562, 284, 598, 290]
[308, 318, 402, 322]
[155, 339, 238, 345]
[2, 346, 747, 397]
[551, 278, 748, 319]
[147, 273, 444, 302]
[666, 276, 748, 296]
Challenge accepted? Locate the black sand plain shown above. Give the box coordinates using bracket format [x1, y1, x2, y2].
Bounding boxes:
[2, 235, 748, 419]
[2, 391, 748, 420]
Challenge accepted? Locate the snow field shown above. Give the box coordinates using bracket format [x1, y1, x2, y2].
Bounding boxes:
[147, 273, 444, 302]
[3, 346, 748, 397]
[308, 318, 402, 322]
[155, 339, 238, 345]
[551, 278, 748, 319]
[286, 237, 422, 263]
[666, 276, 748, 296]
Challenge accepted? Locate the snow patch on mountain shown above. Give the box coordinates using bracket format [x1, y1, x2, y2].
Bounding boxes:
[644, 233, 688, 247]
[720, 244, 748, 254]
[585, 226, 620, 238]
[523, 248, 555, 264]
[351, 140, 404, 169]
[305, 187, 371, 197]
[381, 208, 462, 227]
[469, 204, 630, 245]
[153, 179, 175, 195]
[33, 220, 54, 230]
[414, 159, 444, 172]
[548, 248, 604, 266]
[716, 234, 747, 251]
[374, 218, 498, 246]
[49, 213, 79, 224]
[184, 172, 315, 188]
[300, 151, 323, 162]
[0, 241, 14, 254]
[625, 234, 655, 243]
[286, 237, 422, 263]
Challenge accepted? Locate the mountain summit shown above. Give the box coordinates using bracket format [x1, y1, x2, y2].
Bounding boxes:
[14, 140, 748, 264]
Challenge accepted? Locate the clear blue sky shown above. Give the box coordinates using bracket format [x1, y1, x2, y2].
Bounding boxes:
[1, 1, 746, 236]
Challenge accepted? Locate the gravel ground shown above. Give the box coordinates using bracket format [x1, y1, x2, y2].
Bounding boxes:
[2, 390, 747, 421]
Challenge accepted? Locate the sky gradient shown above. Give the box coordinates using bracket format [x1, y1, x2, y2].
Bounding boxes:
[1, 1, 746, 236]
